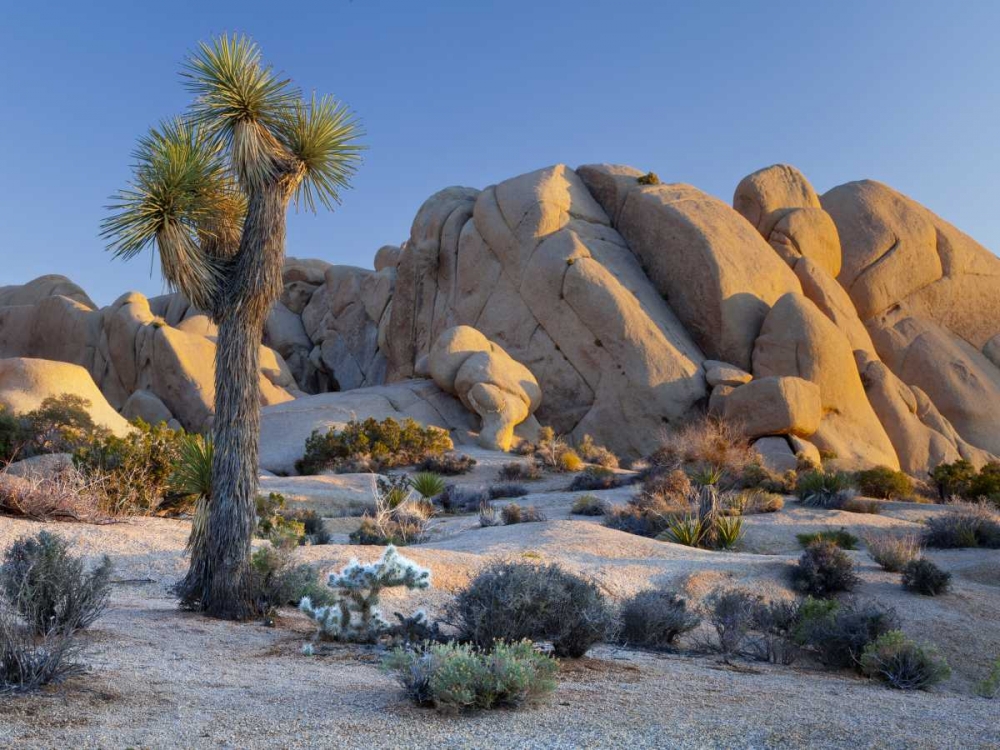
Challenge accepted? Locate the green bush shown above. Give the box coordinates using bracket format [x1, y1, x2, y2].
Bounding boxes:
[790, 540, 860, 597]
[853, 467, 914, 500]
[930, 459, 1000, 503]
[250, 543, 331, 619]
[23, 395, 109, 457]
[0, 405, 27, 464]
[296, 417, 452, 475]
[796, 470, 856, 508]
[797, 598, 899, 670]
[976, 657, 1000, 698]
[416, 452, 476, 476]
[860, 631, 951, 690]
[570, 494, 609, 516]
[796, 528, 859, 550]
[922, 503, 1000, 549]
[383, 640, 557, 711]
[568, 466, 621, 491]
[448, 561, 616, 658]
[73, 419, 186, 515]
[618, 590, 699, 650]
[0, 531, 112, 634]
[255, 492, 305, 544]
[901, 558, 951, 596]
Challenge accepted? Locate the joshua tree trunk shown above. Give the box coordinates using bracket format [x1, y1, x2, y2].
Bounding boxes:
[178, 172, 298, 619]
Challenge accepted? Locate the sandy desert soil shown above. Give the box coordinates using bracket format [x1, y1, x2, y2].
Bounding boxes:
[1, 471, 998, 749]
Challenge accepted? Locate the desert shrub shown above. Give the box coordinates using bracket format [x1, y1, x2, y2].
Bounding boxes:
[497, 462, 542, 482]
[662, 514, 705, 547]
[410, 472, 446, 500]
[796, 528, 858, 550]
[501, 503, 546, 525]
[296, 417, 452, 475]
[714, 515, 744, 549]
[0, 405, 27, 464]
[478, 502, 501, 527]
[922, 502, 1000, 549]
[0, 599, 83, 693]
[0, 531, 112, 634]
[618, 590, 699, 650]
[250, 543, 331, 618]
[976, 657, 1000, 698]
[570, 494, 609, 516]
[568, 466, 621, 492]
[447, 561, 616, 657]
[281, 508, 331, 546]
[350, 477, 433, 546]
[930, 459, 1000, 503]
[704, 589, 758, 661]
[748, 599, 803, 665]
[73, 419, 186, 515]
[22, 395, 108, 457]
[637, 171, 661, 185]
[840, 496, 882, 514]
[576, 434, 619, 469]
[733, 489, 784, 514]
[853, 467, 914, 500]
[790, 541, 860, 597]
[489, 483, 528, 500]
[0, 468, 102, 522]
[647, 416, 757, 488]
[798, 598, 900, 669]
[437, 484, 489, 514]
[862, 532, 921, 572]
[605, 494, 678, 538]
[795, 470, 856, 509]
[300, 545, 430, 643]
[860, 631, 951, 690]
[636, 467, 691, 508]
[255, 492, 305, 545]
[736, 462, 796, 494]
[558, 449, 584, 472]
[657, 483, 741, 550]
[901, 558, 951, 596]
[383, 639, 557, 711]
[417, 452, 476, 476]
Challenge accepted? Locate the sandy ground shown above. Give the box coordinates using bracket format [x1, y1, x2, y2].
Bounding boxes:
[1, 475, 999, 749]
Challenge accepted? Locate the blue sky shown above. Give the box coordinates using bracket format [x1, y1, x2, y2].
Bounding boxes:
[2, 1, 998, 306]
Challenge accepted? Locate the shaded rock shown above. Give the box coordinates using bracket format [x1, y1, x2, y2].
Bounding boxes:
[753, 293, 899, 469]
[788, 435, 822, 468]
[5, 453, 75, 480]
[793, 257, 876, 358]
[722, 376, 822, 439]
[429, 326, 541, 451]
[121, 390, 175, 427]
[753, 436, 798, 473]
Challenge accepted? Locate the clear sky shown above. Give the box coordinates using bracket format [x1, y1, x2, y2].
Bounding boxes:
[2, 0, 998, 306]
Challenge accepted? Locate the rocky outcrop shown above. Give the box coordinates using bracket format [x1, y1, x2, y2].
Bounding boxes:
[721, 376, 822, 440]
[428, 326, 541, 450]
[0, 357, 132, 436]
[0, 284, 299, 433]
[753, 293, 899, 470]
[384, 165, 708, 457]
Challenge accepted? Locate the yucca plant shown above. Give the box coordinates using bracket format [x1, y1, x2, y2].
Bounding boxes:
[170, 434, 214, 557]
[714, 515, 744, 549]
[102, 35, 363, 619]
[662, 514, 705, 547]
[409, 472, 445, 500]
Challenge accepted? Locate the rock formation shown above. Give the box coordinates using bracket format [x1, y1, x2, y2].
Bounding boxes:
[3, 161, 999, 476]
[428, 325, 541, 451]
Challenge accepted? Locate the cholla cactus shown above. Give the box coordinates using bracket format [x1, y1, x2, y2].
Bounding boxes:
[299, 545, 430, 643]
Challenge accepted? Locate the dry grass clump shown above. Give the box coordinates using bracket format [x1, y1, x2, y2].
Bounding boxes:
[576, 434, 619, 469]
[922, 502, 1000, 549]
[571, 494, 610, 516]
[501, 503, 546, 525]
[646, 416, 758, 487]
[862, 532, 921, 572]
[0, 467, 104, 523]
[568, 466, 623, 492]
[497, 462, 542, 482]
[350, 476, 434, 546]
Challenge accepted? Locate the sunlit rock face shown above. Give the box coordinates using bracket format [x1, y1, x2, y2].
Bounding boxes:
[3, 161, 999, 473]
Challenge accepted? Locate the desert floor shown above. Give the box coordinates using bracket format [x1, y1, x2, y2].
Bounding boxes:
[1, 452, 998, 749]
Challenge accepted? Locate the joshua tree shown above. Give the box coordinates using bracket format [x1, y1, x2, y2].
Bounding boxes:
[101, 35, 363, 619]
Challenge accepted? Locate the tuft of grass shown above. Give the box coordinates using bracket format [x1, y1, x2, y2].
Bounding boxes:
[862, 532, 921, 572]
[571, 494, 609, 516]
[796, 528, 859, 550]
